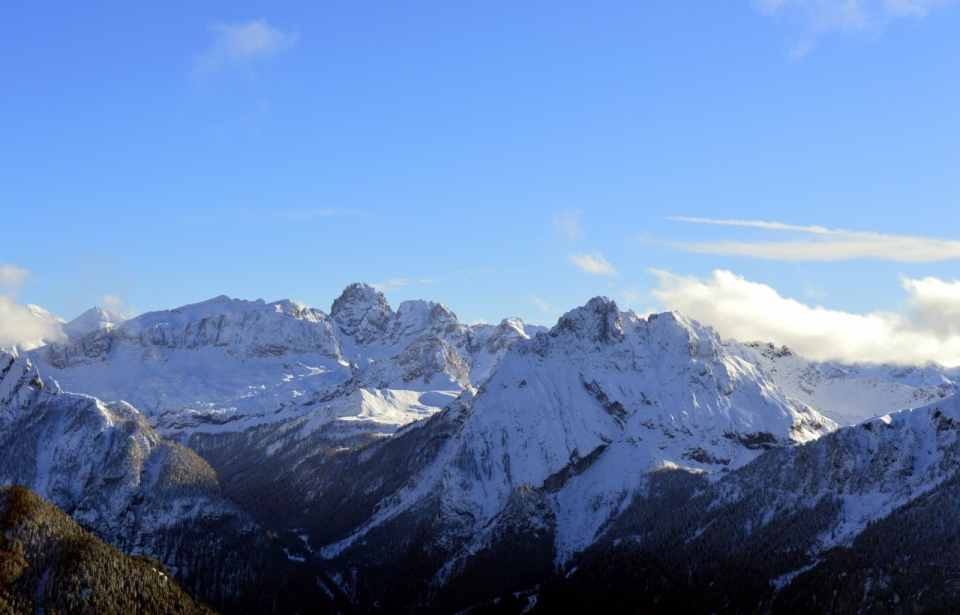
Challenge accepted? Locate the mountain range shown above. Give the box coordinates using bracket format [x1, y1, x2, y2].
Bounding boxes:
[3, 282, 960, 614]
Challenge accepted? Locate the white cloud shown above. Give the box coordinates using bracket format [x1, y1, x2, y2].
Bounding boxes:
[101, 294, 138, 318]
[651, 269, 960, 366]
[530, 296, 553, 313]
[569, 252, 619, 276]
[554, 210, 582, 240]
[0, 264, 29, 287]
[194, 19, 298, 80]
[754, 0, 952, 54]
[621, 288, 659, 317]
[0, 264, 63, 350]
[803, 280, 827, 298]
[668, 216, 834, 234]
[668, 217, 960, 262]
[372, 279, 406, 292]
[0, 297, 62, 350]
[182, 208, 355, 225]
[456, 268, 492, 276]
[371, 278, 441, 292]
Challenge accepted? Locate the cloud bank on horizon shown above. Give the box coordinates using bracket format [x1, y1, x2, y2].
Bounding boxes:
[4, 258, 960, 367]
[667, 217, 960, 262]
[651, 269, 960, 367]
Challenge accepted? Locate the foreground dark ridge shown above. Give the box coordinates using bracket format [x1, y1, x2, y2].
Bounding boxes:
[0, 485, 216, 615]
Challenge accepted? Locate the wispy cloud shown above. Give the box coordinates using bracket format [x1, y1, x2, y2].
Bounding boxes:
[371, 279, 411, 292]
[668, 216, 834, 234]
[371, 279, 441, 292]
[102, 294, 138, 318]
[803, 280, 828, 298]
[754, 0, 953, 55]
[652, 268, 960, 366]
[456, 268, 492, 276]
[569, 252, 619, 276]
[554, 210, 582, 241]
[182, 208, 351, 224]
[621, 288, 660, 317]
[528, 295, 554, 313]
[0, 263, 64, 350]
[667, 217, 960, 262]
[194, 19, 298, 80]
[0, 264, 30, 287]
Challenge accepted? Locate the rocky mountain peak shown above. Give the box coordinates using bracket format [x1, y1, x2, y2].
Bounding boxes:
[553, 296, 624, 343]
[63, 307, 127, 338]
[329, 283, 393, 344]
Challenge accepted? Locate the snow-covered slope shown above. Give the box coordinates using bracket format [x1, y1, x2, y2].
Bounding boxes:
[62, 306, 127, 337]
[7, 304, 66, 350]
[716, 392, 960, 554]
[528, 393, 960, 614]
[732, 342, 958, 426]
[0, 348, 252, 550]
[0, 347, 345, 613]
[29, 284, 543, 439]
[318, 298, 836, 578]
[8, 284, 960, 613]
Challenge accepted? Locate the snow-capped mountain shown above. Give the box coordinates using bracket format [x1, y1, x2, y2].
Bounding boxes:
[61, 306, 127, 338]
[7, 304, 66, 350]
[731, 341, 958, 426]
[6, 283, 960, 614]
[29, 284, 543, 439]
[309, 298, 837, 603]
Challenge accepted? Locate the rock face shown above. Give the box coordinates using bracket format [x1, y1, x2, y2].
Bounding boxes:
[330, 282, 393, 346]
[6, 284, 960, 614]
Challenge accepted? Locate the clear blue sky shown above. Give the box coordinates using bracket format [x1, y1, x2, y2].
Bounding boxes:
[2, 2, 959, 344]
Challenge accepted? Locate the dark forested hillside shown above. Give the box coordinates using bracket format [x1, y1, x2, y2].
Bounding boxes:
[0, 485, 215, 615]
[772, 470, 960, 614]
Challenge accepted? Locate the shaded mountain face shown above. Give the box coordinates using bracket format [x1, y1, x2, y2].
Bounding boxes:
[530, 394, 960, 615]
[0, 348, 246, 553]
[5, 284, 960, 613]
[0, 485, 215, 615]
[0, 349, 341, 615]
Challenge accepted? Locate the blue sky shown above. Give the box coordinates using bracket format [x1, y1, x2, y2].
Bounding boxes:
[2, 1, 959, 363]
